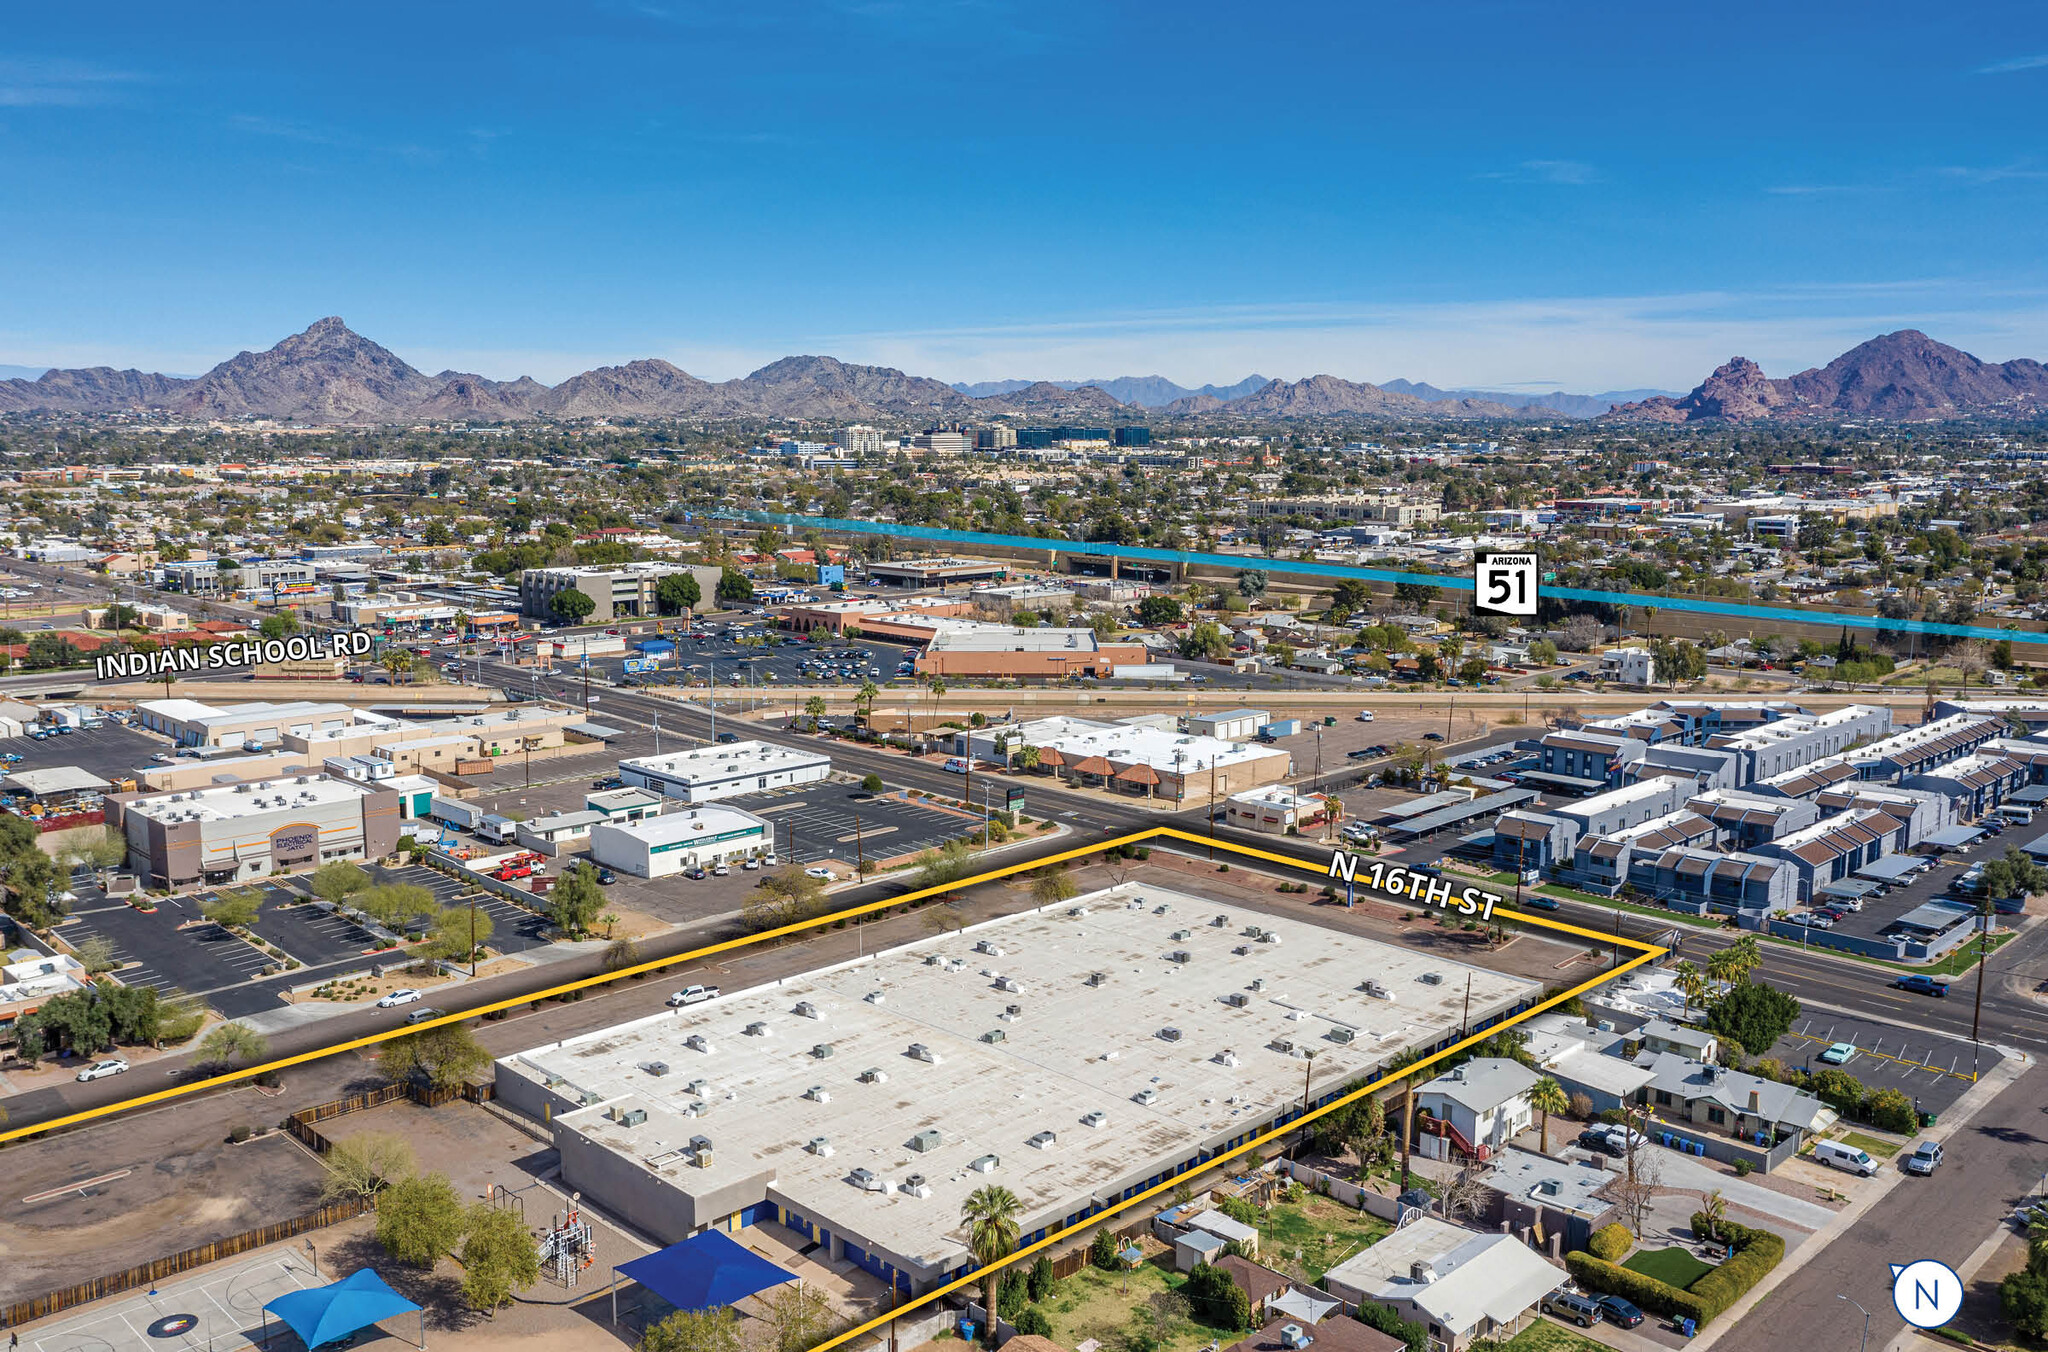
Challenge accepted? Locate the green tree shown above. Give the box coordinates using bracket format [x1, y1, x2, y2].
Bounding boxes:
[310, 860, 370, 905]
[1531, 1076, 1570, 1154]
[320, 1130, 418, 1202]
[195, 1021, 269, 1071]
[914, 839, 974, 889]
[1031, 868, 1078, 905]
[547, 863, 607, 936]
[1705, 981, 1801, 1056]
[767, 1283, 835, 1352]
[382, 1023, 493, 1090]
[426, 904, 494, 962]
[2004, 1269, 2048, 1339]
[1135, 595, 1184, 627]
[549, 588, 596, 622]
[201, 887, 263, 930]
[803, 694, 827, 730]
[356, 883, 440, 933]
[961, 1184, 1022, 1348]
[854, 679, 880, 730]
[745, 865, 827, 932]
[459, 1203, 541, 1312]
[258, 611, 299, 640]
[860, 773, 884, 792]
[655, 572, 702, 615]
[640, 1308, 744, 1352]
[1090, 1226, 1119, 1270]
[1177, 621, 1230, 662]
[717, 568, 755, 605]
[1236, 569, 1269, 601]
[375, 1172, 468, 1266]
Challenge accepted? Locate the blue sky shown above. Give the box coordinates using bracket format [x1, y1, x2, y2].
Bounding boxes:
[3, 1, 2046, 390]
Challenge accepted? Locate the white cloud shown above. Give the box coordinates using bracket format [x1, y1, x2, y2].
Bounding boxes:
[1977, 53, 2048, 74]
[0, 58, 138, 108]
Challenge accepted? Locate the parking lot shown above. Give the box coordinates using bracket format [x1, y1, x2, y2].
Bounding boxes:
[364, 863, 553, 954]
[1780, 837, 1996, 947]
[59, 893, 278, 1003]
[542, 626, 923, 692]
[1, 719, 166, 782]
[728, 782, 981, 867]
[243, 882, 383, 967]
[1767, 1007, 1998, 1115]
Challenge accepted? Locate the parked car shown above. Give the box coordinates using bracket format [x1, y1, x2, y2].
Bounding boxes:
[376, 989, 423, 1008]
[1902, 1141, 1945, 1175]
[711, 863, 730, 877]
[1541, 1290, 1603, 1328]
[1894, 974, 1950, 997]
[1576, 1128, 1626, 1157]
[804, 866, 834, 880]
[667, 985, 721, 1007]
[1593, 1296, 1644, 1329]
[1818, 1041, 1857, 1065]
[1812, 1139, 1881, 1176]
[595, 868, 616, 884]
[1422, 732, 1446, 742]
[76, 1057, 129, 1082]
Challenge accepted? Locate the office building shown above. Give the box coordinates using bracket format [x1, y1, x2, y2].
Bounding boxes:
[107, 773, 403, 888]
[836, 425, 886, 456]
[519, 561, 722, 621]
[618, 741, 832, 803]
[585, 805, 774, 878]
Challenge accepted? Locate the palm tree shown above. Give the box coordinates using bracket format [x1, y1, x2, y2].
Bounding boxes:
[926, 674, 948, 733]
[1671, 960, 1708, 1018]
[1704, 946, 1742, 992]
[1531, 1076, 1569, 1154]
[854, 679, 879, 731]
[960, 1184, 1022, 1347]
[1019, 745, 1041, 772]
[803, 695, 826, 732]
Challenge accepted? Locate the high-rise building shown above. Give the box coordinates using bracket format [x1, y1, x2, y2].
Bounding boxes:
[1114, 426, 1151, 447]
[834, 424, 885, 456]
[975, 425, 1017, 451]
[911, 429, 972, 454]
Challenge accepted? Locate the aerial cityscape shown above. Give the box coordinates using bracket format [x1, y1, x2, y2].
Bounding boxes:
[1, 6, 2046, 1352]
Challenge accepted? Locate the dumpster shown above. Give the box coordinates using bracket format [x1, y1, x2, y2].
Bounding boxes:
[1921, 1111, 1938, 1127]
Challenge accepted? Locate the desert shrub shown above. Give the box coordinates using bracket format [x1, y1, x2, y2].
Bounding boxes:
[1588, 1223, 1633, 1261]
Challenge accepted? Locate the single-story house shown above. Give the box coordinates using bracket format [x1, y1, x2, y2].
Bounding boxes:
[1414, 1058, 1539, 1159]
[1322, 1217, 1561, 1352]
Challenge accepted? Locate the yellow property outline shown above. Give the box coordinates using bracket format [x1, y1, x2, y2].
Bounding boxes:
[0, 826, 1665, 1346]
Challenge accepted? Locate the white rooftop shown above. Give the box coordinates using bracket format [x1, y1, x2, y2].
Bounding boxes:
[126, 773, 376, 824]
[619, 740, 829, 781]
[502, 882, 1534, 1274]
[1321, 1216, 1561, 1335]
[1006, 716, 1284, 775]
[594, 804, 770, 848]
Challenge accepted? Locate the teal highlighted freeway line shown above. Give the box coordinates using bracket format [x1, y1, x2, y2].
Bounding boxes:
[714, 509, 2048, 649]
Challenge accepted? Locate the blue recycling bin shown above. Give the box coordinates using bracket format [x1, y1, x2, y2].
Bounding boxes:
[1681, 1317, 1698, 1338]
[960, 1321, 978, 1342]
[1660, 1132, 1672, 1148]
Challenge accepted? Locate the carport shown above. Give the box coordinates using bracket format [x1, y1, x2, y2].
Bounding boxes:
[609, 1229, 796, 1324]
[1818, 878, 1881, 906]
[1920, 825, 1986, 853]
[1887, 897, 1977, 938]
[1854, 854, 1929, 884]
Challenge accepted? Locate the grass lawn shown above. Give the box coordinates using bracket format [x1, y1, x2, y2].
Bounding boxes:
[1040, 1260, 1239, 1352]
[1838, 1131, 1902, 1158]
[1533, 884, 1729, 928]
[1481, 1322, 1611, 1352]
[1761, 925, 2014, 976]
[1260, 1193, 1394, 1285]
[1623, 1246, 1716, 1290]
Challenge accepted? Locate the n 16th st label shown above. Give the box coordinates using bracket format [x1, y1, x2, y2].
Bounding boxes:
[1327, 851, 1505, 920]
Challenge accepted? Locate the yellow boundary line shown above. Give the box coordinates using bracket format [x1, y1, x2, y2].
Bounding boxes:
[1, 827, 1666, 1348]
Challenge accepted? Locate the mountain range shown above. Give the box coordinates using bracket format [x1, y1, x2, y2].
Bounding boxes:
[3, 320, 2039, 427]
[1605, 331, 2048, 423]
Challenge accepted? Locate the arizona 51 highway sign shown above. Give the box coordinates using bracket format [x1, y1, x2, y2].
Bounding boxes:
[1475, 552, 1539, 616]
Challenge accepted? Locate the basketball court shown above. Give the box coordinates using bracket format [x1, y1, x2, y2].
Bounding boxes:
[22, 1253, 322, 1352]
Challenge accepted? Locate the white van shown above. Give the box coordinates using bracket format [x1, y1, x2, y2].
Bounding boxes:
[1356, 710, 1375, 722]
[943, 756, 972, 774]
[1994, 805, 2035, 827]
[1813, 1140, 1881, 1176]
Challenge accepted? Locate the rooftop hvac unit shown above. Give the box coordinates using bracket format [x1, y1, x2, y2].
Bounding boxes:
[903, 1173, 933, 1198]
[944, 957, 968, 972]
[1152, 903, 1169, 915]
[1157, 1027, 1183, 1042]
[1170, 929, 1191, 941]
[924, 954, 943, 966]
[1538, 1178, 1561, 1196]
[1003, 1003, 1023, 1019]
[849, 1168, 884, 1191]
[1233, 945, 1252, 956]
[1269, 1037, 1296, 1055]
[807, 1137, 834, 1157]
[1326, 1027, 1357, 1045]
[617, 1107, 647, 1127]
[1211, 914, 1231, 927]
[804, 1085, 830, 1103]
[909, 1128, 943, 1152]
[975, 940, 1005, 957]
[685, 1078, 709, 1097]
[691, 1145, 714, 1169]
[1249, 978, 1266, 992]
[1085, 972, 1108, 987]
[1027, 1131, 1057, 1150]
[1359, 980, 1390, 999]
[685, 1034, 714, 1053]
[812, 1043, 835, 1059]
[1168, 950, 1191, 964]
[685, 1100, 710, 1117]
[1223, 992, 1249, 1007]
[1132, 1088, 1159, 1106]
[1257, 931, 1280, 945]
[744, 1021, 771, 1037]
[644, 1062, 670, 1077]
[793, 1000, 819, 1018]
[1214, 1050, 1239, 1067]
[858, 1067, 888, 1084]
[907, 1043, 940, 1063]
[1419, 972, 1444, 986]
[995, 976, 1023, 993]
[1242, 925, 1263, 937]
[1280, 1326, 1313, 1350]
[1067, 905, 1090, 918]
[1081, 1110, 1108, 1128]
[865, 990, 885, 1004]
[969, 1154, 999, 1173]
[1410, 1261, 1438, 1285]
[981, 1029, 1007, 1044]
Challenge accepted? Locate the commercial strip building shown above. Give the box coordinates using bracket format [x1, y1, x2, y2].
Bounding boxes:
[106, 772, 402, 888]
[617, 741, 832, 803]
[951, 715, 1292, 800]
[492, 883, 1538, 1295]
[519, 561, 722, 621]
[864, 557, 1010, 590]
[586, 805, 774, 878]
[914, 626, 1149, 681]
[1223, 786, 1330, 835]
[773, 595, 975, 637]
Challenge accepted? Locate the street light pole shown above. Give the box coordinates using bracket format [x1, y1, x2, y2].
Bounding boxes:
[1837, 1295, 1870, 1352]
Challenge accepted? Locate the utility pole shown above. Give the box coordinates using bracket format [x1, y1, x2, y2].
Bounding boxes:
[1972, 902, 1991, 1042]
[854, 809, 864, 877]
[1460, 972, 1472, 1038]
[1208, 759, 1218, 859]
[1299, 1048, 1318, 1151]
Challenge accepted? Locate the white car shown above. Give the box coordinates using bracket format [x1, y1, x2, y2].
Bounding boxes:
[711, 863, 730, 877]
[76, 1057, 129, 1082]
[376, 988, 423, 1008]
[804, 866, 834, 880]
[668, 984, 721, 1007]
[741, 857, 760, 871]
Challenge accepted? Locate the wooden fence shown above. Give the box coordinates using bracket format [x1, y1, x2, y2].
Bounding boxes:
[2, 1196, 374, 1328]
[1046, 1216, 1151, 1280]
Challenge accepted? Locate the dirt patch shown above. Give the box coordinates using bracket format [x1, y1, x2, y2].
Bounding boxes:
[297, 959, 525, 1004]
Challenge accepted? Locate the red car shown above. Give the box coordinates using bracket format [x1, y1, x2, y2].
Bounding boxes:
[493, 862, 535, 881]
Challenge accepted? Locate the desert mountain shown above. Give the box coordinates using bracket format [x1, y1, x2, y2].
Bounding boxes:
[1607, 331, 2048, 422]
[1221, 374, 1539, 420]
[173, 316, 442, 422]
[951, 374, 1269, 406]
[1379, 379, 1677, 419]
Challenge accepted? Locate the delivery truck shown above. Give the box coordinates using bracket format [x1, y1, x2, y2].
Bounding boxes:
[429, 797, 486, 831]
[1257, 719, 1303, 741]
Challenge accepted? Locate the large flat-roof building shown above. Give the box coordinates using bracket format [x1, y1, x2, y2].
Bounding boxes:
[617, 741, 831, 803]
[492, 883, 1538, 1296]
[134, 699, 356, 749]
[865, 557, 1009, 590]
[519, 561, 722, 622]
[107, 772, 402, 888]
[913, 626, 1149, 680]
[586, 805, 774, 878]
[951, 715, 1292, 799]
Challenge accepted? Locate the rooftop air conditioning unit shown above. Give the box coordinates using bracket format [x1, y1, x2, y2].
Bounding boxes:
[1133, 1088, 1159, 1106]
[804, 1085, 830, 1103]
[812, 1043, 835, 1059]
[1086, 972, 1108, 987]
[1211, 914, 1231, 928]
[744, 1021, 771, 1037]
[1280, 1326, 1312, 1350]
[1360, 980, 1389, 999]
[1153, 903, 1169, 915]
[1214, 1049, 1239, 1067]
[1223, 991, 1249, 1008]
[1067, 905, 1090, 918]
[924, 954, 943, 966]
[995, 976, 1023, 993]
[1003, 1004, 1023, 1019]
[849, 1168, 884, 1191]
[684, 1078, 708, 1096]
[1168, 950, 1191, 964]
[1027, 1131, 1056, 1150]
[903, 1173, 933, 1198]
[1170, 929, 1191, 941]
[685, 1034, 713, 1053]
[1257, 931, 1279, 945]
[1242, 925, 1263, 937]
[1234, 945, 1252, 956]
[617, 1108, 647, 1127]
[807, 1137, 834, 1157]
[1419, 972, 1443, 986]
[907, 1043, 940, 1063]
[981, 1029, 1007, 1044]
[969, 1154, 999, 1173]
[975, 940, 1005, 957]
[1270, 1037, 1296, 1055]
[858, 1067, 888, 1084]
[1157, 1027, 1183, 1042]
[1327, 1027, 1357, 1045]
[1249, 978, 1266, 992]
[910, 1128, 943, 1152]
[793, 1001, 819, 1018]
[1081, 1110, 1108, 1128]
[1410, 1261, 1438, 1285]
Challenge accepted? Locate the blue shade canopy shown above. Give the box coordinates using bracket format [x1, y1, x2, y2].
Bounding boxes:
[265, 1269, 422, 1350]
[619, 1230, 797, 1312]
